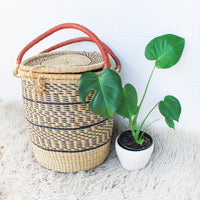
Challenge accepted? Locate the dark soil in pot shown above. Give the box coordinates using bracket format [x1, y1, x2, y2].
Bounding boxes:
[117, 130, 153, 151]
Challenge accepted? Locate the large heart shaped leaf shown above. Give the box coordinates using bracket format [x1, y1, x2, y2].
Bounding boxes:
[116, 83, 138, 120]
[158, 95, 181, 129]
[78, 68, 123, 118]
[145, 34, 185, 69]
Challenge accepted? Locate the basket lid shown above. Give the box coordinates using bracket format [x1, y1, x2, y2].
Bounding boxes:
[20, 51, 109, 74]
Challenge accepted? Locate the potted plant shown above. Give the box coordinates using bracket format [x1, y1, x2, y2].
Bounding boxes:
[78, 34, 185, 171]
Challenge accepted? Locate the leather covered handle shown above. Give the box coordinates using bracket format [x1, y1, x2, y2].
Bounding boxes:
[40, 37, 121, 72]
[16, 23, 110, 69]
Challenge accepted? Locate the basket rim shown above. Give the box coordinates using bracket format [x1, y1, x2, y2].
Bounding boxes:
[20, 51, 111, 74]
[19, 66, 114, 80]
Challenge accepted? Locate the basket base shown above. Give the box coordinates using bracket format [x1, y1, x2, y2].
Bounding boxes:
[32, 141, 111, 172]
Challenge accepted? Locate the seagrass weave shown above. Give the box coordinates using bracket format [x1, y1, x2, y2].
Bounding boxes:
[14, 23, 122, 172]
[19, 51, 113, 172]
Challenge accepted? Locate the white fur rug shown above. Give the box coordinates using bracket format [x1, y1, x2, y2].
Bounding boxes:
[0, 101, 200, 200]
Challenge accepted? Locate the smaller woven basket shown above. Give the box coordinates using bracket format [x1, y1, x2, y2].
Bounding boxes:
[14, 23, 121, 172]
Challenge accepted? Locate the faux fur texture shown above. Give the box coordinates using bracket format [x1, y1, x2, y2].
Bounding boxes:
[0, 101, 200, 200]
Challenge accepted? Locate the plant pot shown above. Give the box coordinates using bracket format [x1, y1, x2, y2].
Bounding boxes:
[115, 130, 154, 171]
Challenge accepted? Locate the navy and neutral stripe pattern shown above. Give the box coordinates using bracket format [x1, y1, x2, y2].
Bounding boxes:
[21, 52, 113, 154]
[22, 78, 113, 152]
[23, 95, 90, 105]
[32, 138, 111, 153]
[26, 117, 108, 131]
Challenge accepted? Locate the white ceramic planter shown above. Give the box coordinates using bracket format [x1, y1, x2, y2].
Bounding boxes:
[115, 134, 154, 171]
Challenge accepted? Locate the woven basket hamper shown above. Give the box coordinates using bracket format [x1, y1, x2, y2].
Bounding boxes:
[13, 23, 121, 172]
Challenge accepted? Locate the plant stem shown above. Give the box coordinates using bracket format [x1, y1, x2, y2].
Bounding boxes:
[137, 102, 159, 135]
[129, 118, 136, 137]
[138, 65, 156, 110]
[139, 117, 163, 141]
[131, 65, 156, 135]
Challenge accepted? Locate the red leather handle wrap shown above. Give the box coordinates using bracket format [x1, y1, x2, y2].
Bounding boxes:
[16, 23, 110, 69]
[40, 37, 121, 72]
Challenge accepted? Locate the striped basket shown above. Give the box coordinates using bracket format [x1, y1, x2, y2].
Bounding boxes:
[13, 23, 121, 172]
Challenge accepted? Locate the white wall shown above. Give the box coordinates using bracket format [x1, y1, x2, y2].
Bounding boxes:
[0, 0, 199, 133]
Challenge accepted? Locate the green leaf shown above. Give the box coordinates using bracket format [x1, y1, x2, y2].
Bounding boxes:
[165, 116, 175, 129]
[116, 84, 138, 119]
[78, 68, 123, 118]
[145, 34, 185, 69]
[159, 95, 181, 129]
[159, 95, 181, 121]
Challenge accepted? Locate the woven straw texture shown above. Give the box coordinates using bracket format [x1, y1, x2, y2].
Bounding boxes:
[19, 51, 114, 172]
[20, 51, 107, 73]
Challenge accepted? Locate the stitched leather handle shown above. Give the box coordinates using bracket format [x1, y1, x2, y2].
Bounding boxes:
[40, 37, 121, 72]
[16, 23, 110, 69]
